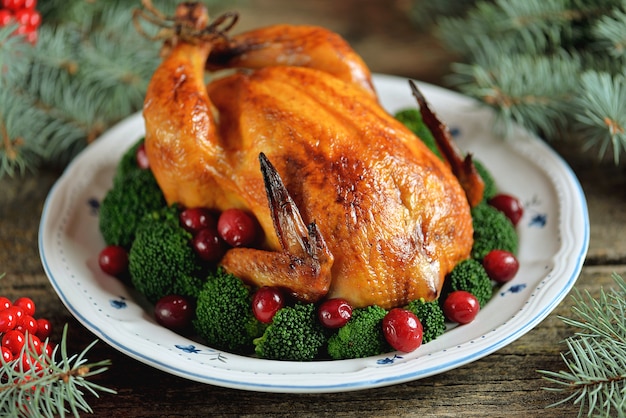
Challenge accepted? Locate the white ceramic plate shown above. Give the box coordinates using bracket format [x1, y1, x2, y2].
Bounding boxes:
[39, 74, 589, 393]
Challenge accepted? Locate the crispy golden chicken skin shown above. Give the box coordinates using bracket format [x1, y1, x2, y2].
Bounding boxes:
[142, 4, 474, 309]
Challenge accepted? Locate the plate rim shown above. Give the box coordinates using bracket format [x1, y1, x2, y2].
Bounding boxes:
[38, 75, 590, 393]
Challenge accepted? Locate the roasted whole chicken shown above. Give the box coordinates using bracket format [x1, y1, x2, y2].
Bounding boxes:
[141, 3, 483, 309]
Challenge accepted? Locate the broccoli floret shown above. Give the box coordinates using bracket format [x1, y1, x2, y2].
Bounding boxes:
[395, 108, 443, 160]
[128, 205, 203, 303]
[473, 159, 497, 202]
[405, 298, 446, 344]
[193, 268, 265, 353]
[253, 303, 327, 361]
[99, 138, 166, 248]
[471, 202, 519, 261]
[448, 259, 493, 307]
[113, 138, 145, 185]
[327, 305, 390, 360]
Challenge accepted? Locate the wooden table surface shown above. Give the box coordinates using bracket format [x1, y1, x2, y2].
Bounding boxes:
[2, 1, 625, 416]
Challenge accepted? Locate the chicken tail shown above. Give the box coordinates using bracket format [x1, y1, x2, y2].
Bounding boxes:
[409, 80, 485, 207]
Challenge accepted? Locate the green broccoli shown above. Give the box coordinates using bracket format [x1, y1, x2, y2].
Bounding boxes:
[253, 303, 327, 361]
[99, 138, 166, 248]
[473, 159, 497, 202]
[395, 108, 443, 160]
[447, 259, 493, 307]
[327, 305, 390, 360]
[471, 202, 519, 261]
[113, 138, 145, 185]
[405, 298, 446, 344]
[128, 205, 204, 303]
[193, 268, 265, 354]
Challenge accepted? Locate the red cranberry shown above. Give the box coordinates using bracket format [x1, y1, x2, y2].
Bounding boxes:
[252, 287, 285, 324]
[443, 291, 480, 324]
[382, 308, 423, 353]
[180, 207, 217, 235]
[154, 295, 194, 331]
[317, 298, 352, 328]
[98, 245, 129, 277]
[136, 143, 150, 169]
[192, 228, 227, 262]
[488, 194, 524, 226]
[217, 208, 259, 247]
[483, 250, 520, 283]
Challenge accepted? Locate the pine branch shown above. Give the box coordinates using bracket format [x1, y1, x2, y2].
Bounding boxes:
[413, 0, 626, 163]
[539, 273, 626, 418]
[435, 0, 592, 57]
[0, 0, 234, 178]
[576, 72, 626, 164]
[447, 46, 581, 138]
[0, 325, 114, 418]
[592, 7, 626, 59]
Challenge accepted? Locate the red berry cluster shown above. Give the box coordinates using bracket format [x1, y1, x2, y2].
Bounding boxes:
[0, 0, 41, 44]
[0, 296, 54, 373]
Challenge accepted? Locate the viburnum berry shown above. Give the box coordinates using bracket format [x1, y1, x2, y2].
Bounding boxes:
[0, 9, 12, 26]
[0, 0, 41, 44]
[5, 305, 24, 324]
[14, 8, 40, 28]
[0, 296, 11, 311]
[0, 308, 18, 333]
[35, 317, 52, 341]
[1, 0, 24, 10]
[16, 314, 38, 335]
[3, 330, 26, 356]
[1, 346, 12, 363]
[14, 296, 35, 316]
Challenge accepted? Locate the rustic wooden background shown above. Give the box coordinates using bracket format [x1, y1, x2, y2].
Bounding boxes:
[1, 0, 626, 416]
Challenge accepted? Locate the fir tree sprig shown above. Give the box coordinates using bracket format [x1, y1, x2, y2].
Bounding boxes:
[0, 324, 114, 418]
[539, 272, 626, 417]
[412, 0, 626, 163]
[0, 0, 231, 178]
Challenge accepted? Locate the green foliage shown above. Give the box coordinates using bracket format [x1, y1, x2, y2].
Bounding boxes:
[473, 159, 497, 202]
[98, 139, 166, 248]
[539, 272, 626, 417]
[447, 259, 493, 307]
[327, 305, 390, 360]
[0, 325, 114, 418]
[254, 303, 327, 361]
[0, 0, 235, 177]
[405, 298, 446, 343]
[394, 108, 444, 160]
[411, 0, 626, 163]
[471, 201, 518, 261]
[128, 205, 203, 303]
[194, 269, 265, 354]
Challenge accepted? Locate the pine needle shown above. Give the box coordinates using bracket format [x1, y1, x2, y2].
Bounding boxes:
[539, 273, 626, 418]
[418, 0, 626, 163]
[575, 72, 626, 164]
[0, 325, 114, 418]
